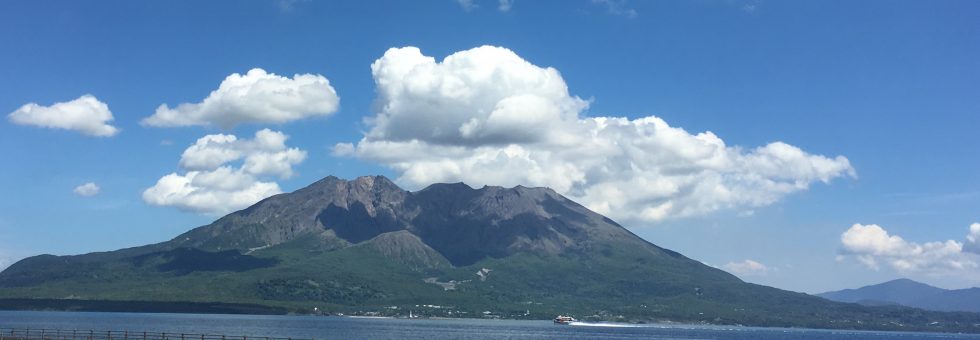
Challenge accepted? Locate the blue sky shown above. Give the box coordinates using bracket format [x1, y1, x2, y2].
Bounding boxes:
[1, 0, 978, 293]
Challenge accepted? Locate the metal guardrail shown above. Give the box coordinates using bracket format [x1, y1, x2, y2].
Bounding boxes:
[0, 329, 312, 340]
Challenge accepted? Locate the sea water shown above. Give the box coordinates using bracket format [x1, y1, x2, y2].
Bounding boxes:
[1, 311, 978, 340]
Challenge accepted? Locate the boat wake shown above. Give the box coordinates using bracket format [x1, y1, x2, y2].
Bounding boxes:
[568, 321, 644, 328]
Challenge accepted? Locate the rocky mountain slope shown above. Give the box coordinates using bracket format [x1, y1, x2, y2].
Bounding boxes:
[1, 176, 979, 332]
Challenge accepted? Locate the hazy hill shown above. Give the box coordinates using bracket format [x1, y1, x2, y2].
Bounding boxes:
[819, 279, 980, 313]
[2, 176, 979, 333]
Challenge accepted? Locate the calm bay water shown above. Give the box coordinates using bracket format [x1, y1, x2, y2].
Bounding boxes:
[1, 311, 978, 340]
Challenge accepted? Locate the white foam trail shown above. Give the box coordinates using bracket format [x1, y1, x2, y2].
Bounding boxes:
[568, 321, 644, 328]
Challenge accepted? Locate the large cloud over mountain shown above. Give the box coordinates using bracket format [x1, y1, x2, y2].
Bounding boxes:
[142, 68, 339, 128]
[143, 129, 306, 215]
[335, 46, 855, 224]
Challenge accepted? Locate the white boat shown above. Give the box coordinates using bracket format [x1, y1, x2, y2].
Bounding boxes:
[553, 315, 576, 325]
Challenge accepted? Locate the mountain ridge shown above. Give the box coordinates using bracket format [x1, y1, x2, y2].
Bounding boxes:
[2, 175, 980, 333]
[819, 278, 980, 313]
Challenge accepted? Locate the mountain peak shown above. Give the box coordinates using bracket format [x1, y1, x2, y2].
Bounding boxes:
[170, 175, 639, 266]
[880, 278, 932, 286]
[819, 278, 980, 313]
[8, 174, 980, 331]
[418, 181, 475, 193]
[304, 175, 398, 191]
[351, 175, 397, 187]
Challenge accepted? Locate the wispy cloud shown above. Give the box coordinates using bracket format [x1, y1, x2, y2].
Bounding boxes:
[274, 0, 309, 13]
[498, 0, 513, 12]
[592, 0, 637, 18]
[741, 0, 762, 14]
[456, 0, 478, 12]
[0, 247, 19, 272]
[723, 259, 771, 277]
[878, 190, 980, 217]
[0, 257, 12, 272]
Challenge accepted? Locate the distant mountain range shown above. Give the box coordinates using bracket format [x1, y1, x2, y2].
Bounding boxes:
[818, 278, 980, 313]
[1, 176, 980, 333]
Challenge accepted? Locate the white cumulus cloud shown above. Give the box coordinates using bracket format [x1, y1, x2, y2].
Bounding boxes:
[143, 129, 306, 215]
[723, 259, 770, 277]
[73, 182, 101, 197]
[839, 223, 979, 273]
[142, 68, 339, 128]
[335, 46, 855, 224]
[7, 95, 119, 137]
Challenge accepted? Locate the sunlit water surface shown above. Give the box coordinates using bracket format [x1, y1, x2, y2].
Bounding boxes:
[2, 311, 979, 339]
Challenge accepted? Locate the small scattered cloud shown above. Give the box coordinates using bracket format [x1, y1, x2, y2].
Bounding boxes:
[0, 255, 14, 272]
[141, 68, 339, 128]
[336, 45, 855, 225]
[142, 129, 306, 215]
[0, 244, 24, 272]
[73, 182, 101, 197]
[839, 223, 979, 274]
[274, 0, 309, 13]
[7, 95, 119, 137]
[723, 259, 770, 277]
[456, 0, 478, 11]
[453, 0, 513, 13]
[592, 0, 637, 18]
[966, 223, 980, 254]
[741, 0, 762, 14]
[160, 139, 174, 146]
[498, 0, 513, 12]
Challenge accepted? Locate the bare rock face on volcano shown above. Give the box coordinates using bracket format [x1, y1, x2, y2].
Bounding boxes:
[170, 175, 649, 266]
[3, 176, 979, 333]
